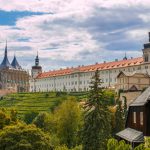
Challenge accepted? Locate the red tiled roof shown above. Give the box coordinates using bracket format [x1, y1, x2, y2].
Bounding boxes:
[36, 57, 143, 79]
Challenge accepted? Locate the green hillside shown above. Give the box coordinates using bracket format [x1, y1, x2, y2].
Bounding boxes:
[0, 92, 88, 118]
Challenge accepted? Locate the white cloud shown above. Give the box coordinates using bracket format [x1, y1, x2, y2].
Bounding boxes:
[0, 0, 150, 71]
[125, 29, 149, 43]
[1, 0, 150, 13]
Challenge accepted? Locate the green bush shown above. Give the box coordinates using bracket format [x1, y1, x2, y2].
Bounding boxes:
[0, 123, 53, 150]
[23, 111, 39, 124]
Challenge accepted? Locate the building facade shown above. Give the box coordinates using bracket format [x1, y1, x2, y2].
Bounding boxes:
[0, 42, 29, 92]
[30, 33, 150, 92]
[116, 71, 150, 91]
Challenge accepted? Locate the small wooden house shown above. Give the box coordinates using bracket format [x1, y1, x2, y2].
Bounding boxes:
[116, 87, 150, 147]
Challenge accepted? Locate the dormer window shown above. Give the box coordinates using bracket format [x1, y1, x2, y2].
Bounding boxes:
[133, 112, 136, 124]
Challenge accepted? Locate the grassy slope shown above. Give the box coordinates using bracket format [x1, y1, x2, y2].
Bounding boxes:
[0, 92, 88, 118]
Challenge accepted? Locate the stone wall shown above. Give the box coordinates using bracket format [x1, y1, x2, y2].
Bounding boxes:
[120, 91, 142, 106]
[0, 89, 16, 97]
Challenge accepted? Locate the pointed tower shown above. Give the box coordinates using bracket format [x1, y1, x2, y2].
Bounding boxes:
[31, 51, 42, 78]
[123, 52, 127, 60]
[143, 32, 150, 62]
[11, 54, 22, 70]
[0, 41, 13, 69]
[35, 51, 39, 66]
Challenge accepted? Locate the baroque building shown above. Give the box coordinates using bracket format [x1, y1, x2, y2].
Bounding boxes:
[30, 33, 150, 92]
[0, 42, 29, 92]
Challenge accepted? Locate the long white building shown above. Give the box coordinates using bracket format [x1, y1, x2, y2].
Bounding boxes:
[30, 33, 150, 92]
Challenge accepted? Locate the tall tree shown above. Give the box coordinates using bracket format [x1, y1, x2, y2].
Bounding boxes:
[122, 96, 127, 120]
[54, 98, 82, 148]
[114, 100, 124, 133]
[82, 69, 111, 150]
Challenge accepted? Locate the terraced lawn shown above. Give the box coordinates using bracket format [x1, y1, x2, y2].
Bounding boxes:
[0, 92, 88, 118]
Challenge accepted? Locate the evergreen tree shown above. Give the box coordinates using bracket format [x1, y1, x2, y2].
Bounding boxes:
[82, 69, 111, 150]
[123, 96, 127, 120]
[114, 100, 124, 133]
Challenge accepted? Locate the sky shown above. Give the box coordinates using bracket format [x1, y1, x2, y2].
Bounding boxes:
[0, 0, 150, 71]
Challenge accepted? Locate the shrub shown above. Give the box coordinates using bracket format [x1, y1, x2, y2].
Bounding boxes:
[23, 111, 39, 124]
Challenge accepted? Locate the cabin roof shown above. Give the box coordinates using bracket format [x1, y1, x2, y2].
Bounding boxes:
[130, 87, 150, 106]
[116, 128, 144, 143]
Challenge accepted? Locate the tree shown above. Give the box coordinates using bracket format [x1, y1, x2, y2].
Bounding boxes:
[24, 111, 39, 124]
[0, 110, 11, 129]
[54, 98, 82, 148]
[123, 96, 127, 120]
[82, 69, 111, 150]
[0, 123, 53, 150]
[103, 89, 116, 105]
[55, 145, 69, 150]
[107, 138, 132, 150]
[10, 109, 17, 122]
[33, 112, 53, 132]
[114, 100, 125, 133]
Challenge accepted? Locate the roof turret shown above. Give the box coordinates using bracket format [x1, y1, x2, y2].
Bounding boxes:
[11, 55, 22, 69]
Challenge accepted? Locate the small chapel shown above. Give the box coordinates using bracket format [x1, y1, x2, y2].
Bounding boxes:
[0, 42, 29, 93]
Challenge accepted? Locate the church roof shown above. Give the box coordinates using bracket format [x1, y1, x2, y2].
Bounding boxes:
[11, 55, 22, 69]
[0, 42, 13, 69]
[36, 57, 143, 79]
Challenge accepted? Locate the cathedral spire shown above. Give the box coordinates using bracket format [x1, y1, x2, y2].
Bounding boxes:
[5, 40, 7, 57]
[11, 54, 22, 70]
[0, 41, 12, 69]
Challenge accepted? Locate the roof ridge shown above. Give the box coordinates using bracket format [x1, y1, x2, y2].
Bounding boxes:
[36, 57, 144, 79]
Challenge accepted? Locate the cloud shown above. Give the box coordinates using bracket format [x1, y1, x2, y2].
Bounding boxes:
[0, 0, 150, 71]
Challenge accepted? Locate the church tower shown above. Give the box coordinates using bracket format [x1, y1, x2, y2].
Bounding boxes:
[143, 32, 150, 62]
[31, 52, 42, 78]
[0, 41, 13, 69]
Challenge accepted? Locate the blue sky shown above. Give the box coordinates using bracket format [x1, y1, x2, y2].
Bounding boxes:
[0, 0, 150, 71]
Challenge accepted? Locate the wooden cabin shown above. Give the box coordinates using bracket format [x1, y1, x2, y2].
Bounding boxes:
[116, 87, 150, 147]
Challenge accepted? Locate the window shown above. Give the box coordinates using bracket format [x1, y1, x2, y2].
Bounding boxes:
[145, 55, 149, 62]
[140, 112, 143, 125]
[138, 79, 140, 83]
[137, 66, 141, 70]
[133, 112, 136, 123]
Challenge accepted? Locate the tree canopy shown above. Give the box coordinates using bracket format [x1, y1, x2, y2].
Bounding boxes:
[0, 123, 53, 150]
